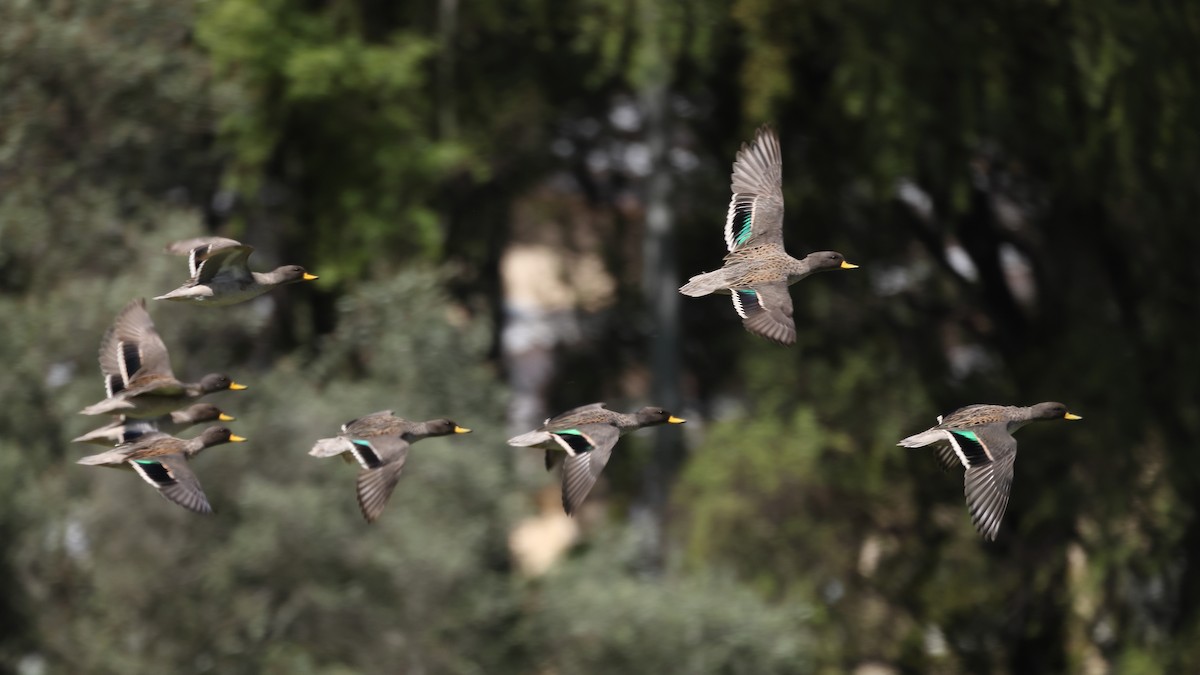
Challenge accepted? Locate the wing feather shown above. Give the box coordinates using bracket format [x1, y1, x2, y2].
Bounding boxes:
[129, 454, 212, 514]
[98, 299, 174, 385]
[736, 284, 796, 345]
[725, 125, 784, 250]
[961, 430, 1017, 541]
[558, 424, 620, 515]
[195, 244, 254, 284]
[356, 461, 407, 523]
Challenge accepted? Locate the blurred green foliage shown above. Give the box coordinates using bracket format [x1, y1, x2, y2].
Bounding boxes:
[197, 0, 476, 280]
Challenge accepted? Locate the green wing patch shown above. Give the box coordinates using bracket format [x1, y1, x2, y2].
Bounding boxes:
[552, 430, 593, 454]
[733, 201, 753, 246]
[949, 429, 990, 466]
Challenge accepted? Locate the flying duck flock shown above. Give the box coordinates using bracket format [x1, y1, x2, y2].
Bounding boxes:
[73, 126, 1079, 540]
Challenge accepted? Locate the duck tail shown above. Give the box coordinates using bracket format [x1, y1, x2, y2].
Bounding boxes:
[679, 270, 726, 297]
[80, 399, 127, 416]
[73, 420, 158, 445]
[507, 430, 552, 447]
[896, 429, 944, 448]
[310, 437, 354, 458]
[77, 451, 123, 466]
[72, 427, 113, 445]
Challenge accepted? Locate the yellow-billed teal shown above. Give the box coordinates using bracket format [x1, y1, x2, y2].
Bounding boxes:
[77, 426, 247, 514]
[310, 411, 472, 523]
[680, 125, 857, 345]
[154, 237, 317, 306]
[507, 403, 685, 515]
[79, 299, 247, 418]
[898, 402, 1082, 540]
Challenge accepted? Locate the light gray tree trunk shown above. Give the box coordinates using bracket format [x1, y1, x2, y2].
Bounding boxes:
[635, 74, 683, 570]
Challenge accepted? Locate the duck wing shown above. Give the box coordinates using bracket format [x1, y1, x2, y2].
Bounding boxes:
[726, 125, 785, 251]
[130, 454, 212, 514]
[558, 424, 621, 515]
[731, 283, 796, 345]
[98, 299, 175, 396]
[168, 236, 252, 278]
[353, 438, 412, 523]
[958, 426, 1018, 541]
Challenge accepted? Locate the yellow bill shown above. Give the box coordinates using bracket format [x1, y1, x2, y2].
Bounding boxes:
[303, 273, 319, 281]
[454, 426, 472, 434]
[218, 413, 236, 422]
[229, 434, 248, 443]
[1064, 412, 1082, 420]
[840, 261, 859, 270]
[667, 416, 687, 424]
[229, 382, 249, 391]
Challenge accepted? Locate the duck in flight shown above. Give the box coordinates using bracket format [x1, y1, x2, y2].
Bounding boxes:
[507, 403, 685, 515]
[898, 402, 1082, 540]
[309, 411, 472, 523]
[154, 237, 317, 306]
[680, 125, 857, 345]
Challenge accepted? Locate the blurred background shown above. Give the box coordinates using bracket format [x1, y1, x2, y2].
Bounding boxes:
[3, 0, 1199, 673]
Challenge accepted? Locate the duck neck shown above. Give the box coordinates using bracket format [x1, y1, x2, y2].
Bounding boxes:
[787, 256, 818, 282]
[252, 269, 281, 286]
[405, 422, 437, 441]
[617, 414, 647, 434]
[1007, 406, 1040, 433]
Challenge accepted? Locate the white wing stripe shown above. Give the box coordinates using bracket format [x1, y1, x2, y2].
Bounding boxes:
[724, 193, 757, 251]
[129, 460, 170, 487]
[349, 444, 376, 470]
[724, 197, 738, 250]
[942, 430, 970, 468]
[731, 291, 748, 319]
[188, 246, 204, 278]
[550, 433, 580, 457]
[116, 340, 133, 384]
